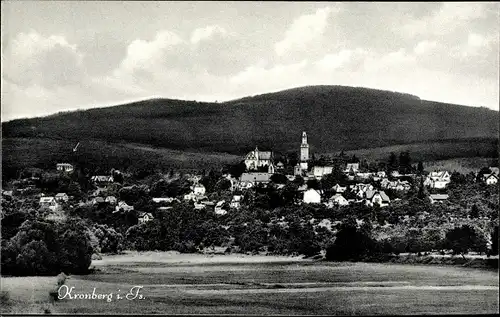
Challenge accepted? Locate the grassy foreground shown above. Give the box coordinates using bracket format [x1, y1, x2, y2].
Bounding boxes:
[1, 251, 498, 315]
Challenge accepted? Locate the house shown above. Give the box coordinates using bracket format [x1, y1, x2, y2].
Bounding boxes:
[351, 183, 374, 198]
[115, 201, 134, 212]
[483, 173, 498, 185]
[376, 171, 387, 178]
[91, 175, 114, 184]
[276, 161, 285, 171]
[425, 171, 451, 189]
[297, 184, 308, 192]
[311, 166, 333, 179]
[2, 190, 13, 197]
[191, 183, 206, 196]
[327, 194, 349, 207]
[92, 197, 105, 205]
[184, 192, 198, 201]
[364, 190, 390, 207]
[105, 196, 117, 205]
[384, 180, 411, 191]
[39, 197, 59, 211]
[331, 184, 347, 193]
[152, 197, 177, 204]
[230, 195, 242, 209]
[303, 188, 321, 204]
[429, 194, 449, 204]
[215, 200, 227, 215]
[356, 172, 373, 180]
[244, 147, 274, 172]
[240, 172, 271, 185]
[55, 193, 69, 202]
[56, 163, 74, 173]
[138, 212, 154, 224]
[344, 163, 359, 173]
[194, 203, 206, 210]
[390, 170, 401, 178]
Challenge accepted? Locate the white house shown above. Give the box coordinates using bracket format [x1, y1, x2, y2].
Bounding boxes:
[429, 194, 449, 204]
[91, 175, 114, 184]
[425, 171, 451, 189]
[215, 201, 227, 215]
[115, 201, 134, 212]
[303, 189, 321, 204]
[483, 173, 498, 185]
[55, 193, 69, 202]
[244, 147, 274, 172]
[331, 184, 347, 193]
[192, 183, 206, 196]
[230, 195, 242, 209]
[240, 172, 271, 186]
[39, 197, 60, 211]
[92, 197, 105, 205]
[56, 163, 74, 173]
[344, 163, 359, 173]
[152, 197, 177, 204]
[311, 166, 333, 179]
[327, 194, 349, 207]
[138, 212, 154, 224]
[351, 183, 374, 198]
[364, 190, 390, 207]
[105, 196, 117, 205]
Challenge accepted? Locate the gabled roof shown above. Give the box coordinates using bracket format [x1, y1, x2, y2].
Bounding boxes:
[258, 151, 273, 160]
[240, 172, 271, 183]
[55, 193, 67, 197]
[429, 194, 449, 200]
[365, 190, 390, 202]
[329, 193, 346, 201]
[139, 212, 153, 218]
[40, 197, 55, 203]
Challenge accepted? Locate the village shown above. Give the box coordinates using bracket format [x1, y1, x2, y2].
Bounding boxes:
[2, 131, 498, 226]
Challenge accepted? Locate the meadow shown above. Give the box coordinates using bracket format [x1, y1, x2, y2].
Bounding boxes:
[1, 252, 498, 315]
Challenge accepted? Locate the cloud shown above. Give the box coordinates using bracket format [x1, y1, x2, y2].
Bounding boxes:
[314, 48, 368, 71]
[3, 31, 85, 88]
[190, 25, 227, 44]
[413, 40, 438, 55]
[115, 30, 184, 76]
[402, 3, 490, 37]
[275, 6, 338, 56]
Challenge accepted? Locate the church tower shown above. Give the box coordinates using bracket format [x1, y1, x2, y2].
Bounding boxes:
[300, 131, 309, 170]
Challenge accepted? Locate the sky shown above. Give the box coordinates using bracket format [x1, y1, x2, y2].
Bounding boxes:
[1, 1, 499, 121]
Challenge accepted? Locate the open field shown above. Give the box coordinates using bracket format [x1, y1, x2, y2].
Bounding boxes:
[1, 252, 498, 315]
[423, 157, 498, 174]
[334, 139, 498, 163]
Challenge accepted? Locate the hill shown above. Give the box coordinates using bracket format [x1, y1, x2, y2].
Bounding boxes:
[2, 85, 498, 178]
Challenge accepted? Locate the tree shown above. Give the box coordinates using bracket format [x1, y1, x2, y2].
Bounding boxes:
[444, 225, 487, 258]
[293, 175, 304, 186]
[470, 204, 480, 219]
[270, 173, 288, 184]
[490, 226, 499, 256]
[228, 161, 247, 178]
[388, 152, 398, 173]
[325, 222, 377, 261]
[306, 178, 320, 190]
[417, 161, 424, 175]
[398, 151, 412, 174]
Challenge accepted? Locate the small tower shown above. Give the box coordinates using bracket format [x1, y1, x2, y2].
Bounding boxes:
[300, 131, 309, 170]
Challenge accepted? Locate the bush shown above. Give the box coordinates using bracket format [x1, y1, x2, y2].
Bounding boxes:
[1, 218, 94, 276]
[325, 222, 378, 261]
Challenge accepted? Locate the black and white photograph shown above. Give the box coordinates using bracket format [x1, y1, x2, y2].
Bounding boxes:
[1, 1, 499, 315]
